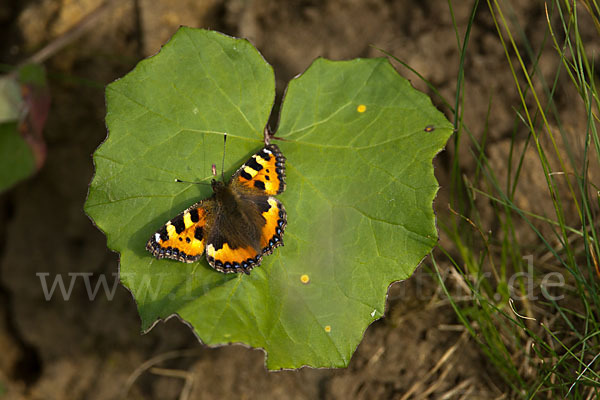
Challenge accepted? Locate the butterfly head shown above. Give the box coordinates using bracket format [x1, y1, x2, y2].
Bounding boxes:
[211, 178, 225, 191]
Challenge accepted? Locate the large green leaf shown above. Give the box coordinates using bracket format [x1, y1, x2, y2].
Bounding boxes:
[85, 27, 452, 369]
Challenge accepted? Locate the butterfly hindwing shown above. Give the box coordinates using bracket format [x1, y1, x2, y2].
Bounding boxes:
[257, 196, 287, 255]
[232, 144, 286, 195]
[146, 200, 214, 263]
[203, 195, 287, 274]
[205, 238, 262, 274]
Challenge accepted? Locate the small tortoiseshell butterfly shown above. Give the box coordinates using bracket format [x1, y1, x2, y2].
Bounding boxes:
[146, 144, 287, 274]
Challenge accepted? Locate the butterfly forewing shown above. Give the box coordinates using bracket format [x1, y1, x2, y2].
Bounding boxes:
[231, 144, 286, 195]
[146, 200, 214, 263]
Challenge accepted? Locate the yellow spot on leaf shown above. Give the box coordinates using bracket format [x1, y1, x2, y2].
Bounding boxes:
[324, 325, 331, 333]
[357, 104, 366, 113]
[300, 274, 310, 284]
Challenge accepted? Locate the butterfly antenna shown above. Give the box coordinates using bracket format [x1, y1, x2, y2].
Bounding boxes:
[174, 178, 210, 186]
[221, 133, 227, 182]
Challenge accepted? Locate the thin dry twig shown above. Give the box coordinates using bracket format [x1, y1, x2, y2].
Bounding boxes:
[399, 330, 469, 400]
[150, 367, 195, 400]
[367, 346, 385, 366]
[418, 358, 458, 398]
[121, 348, 202, 399]
[22, 0, 118, 66]
[439, 378, 474, 400]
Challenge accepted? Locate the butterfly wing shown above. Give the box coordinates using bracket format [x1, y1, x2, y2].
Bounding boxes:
[204, 195, 286, 274]
[146, 199, 214, 263]
[231, 144, 286, 195]
[146, 143, 288, 274]
[233, 144, 287, 266]
[204, 234, 262, 274]
[204, 142, 288, 274]
[254, 195, 287, 255]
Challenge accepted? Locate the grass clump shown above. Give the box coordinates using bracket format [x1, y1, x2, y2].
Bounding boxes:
[400, 0, 600, 397]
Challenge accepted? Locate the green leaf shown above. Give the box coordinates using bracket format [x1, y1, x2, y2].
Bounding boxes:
[0, 75, 23, 123]
[85, 27, 452, 369]
[0, 121, 35, 192]
[0, 74, 34, 192]
[0, 64, 49, 192]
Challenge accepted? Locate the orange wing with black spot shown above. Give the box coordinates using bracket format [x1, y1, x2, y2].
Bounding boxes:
[146, 200, 214, 263]
[258, 197, 286, 255]
[231, 144, 286, 195]
[205, 241, 263, 273]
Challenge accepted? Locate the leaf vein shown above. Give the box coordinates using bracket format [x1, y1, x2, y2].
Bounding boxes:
[182, 29, 257, 133]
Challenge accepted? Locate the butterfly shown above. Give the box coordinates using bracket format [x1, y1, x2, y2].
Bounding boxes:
[146, 143, 287, 274]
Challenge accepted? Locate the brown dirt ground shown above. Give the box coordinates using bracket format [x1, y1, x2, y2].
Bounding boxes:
[1, 0, 596, 399]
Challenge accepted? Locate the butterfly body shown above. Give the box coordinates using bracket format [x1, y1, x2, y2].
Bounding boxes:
[146, 144, 287, 274]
